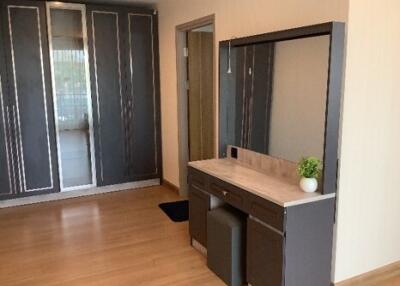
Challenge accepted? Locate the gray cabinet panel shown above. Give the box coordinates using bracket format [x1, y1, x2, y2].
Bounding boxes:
[284, 199, 335, 286]
[88, 8, 127, 186]
[1, 1, 59, 194]
[127, 13, 158, 179]
[247, 217, 283, 286]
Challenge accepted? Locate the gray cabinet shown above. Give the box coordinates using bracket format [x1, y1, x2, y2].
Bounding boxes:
[0, 0, 59, 196]
[247, 217, 283, 286]
[188, 167, 336, 286]
[87, 5, 161, 186]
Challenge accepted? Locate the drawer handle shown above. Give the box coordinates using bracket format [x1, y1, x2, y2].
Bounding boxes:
[211, 183, 228, 196]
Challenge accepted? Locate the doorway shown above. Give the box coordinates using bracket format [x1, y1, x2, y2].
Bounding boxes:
[176, 15, 216, 196]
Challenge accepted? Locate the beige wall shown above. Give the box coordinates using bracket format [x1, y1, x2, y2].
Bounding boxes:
[333, 0, 400, 282]
[156, 0, 347, 187]
[269, 35, 330, 163]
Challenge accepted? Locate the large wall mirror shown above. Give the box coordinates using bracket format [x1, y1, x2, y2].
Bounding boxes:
[219, 23, 345, 194]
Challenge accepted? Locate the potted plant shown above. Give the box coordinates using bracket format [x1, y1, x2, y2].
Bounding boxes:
[297, 157, 322, 193]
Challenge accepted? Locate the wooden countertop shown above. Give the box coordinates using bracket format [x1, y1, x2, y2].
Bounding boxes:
[188, 158, 335, 207]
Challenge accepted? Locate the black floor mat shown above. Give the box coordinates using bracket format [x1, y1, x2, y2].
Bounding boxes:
[159, 200, 189, 222]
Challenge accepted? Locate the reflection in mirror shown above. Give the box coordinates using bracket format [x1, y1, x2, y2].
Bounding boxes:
[48, 6, 96, 190]
[219, 35, 330, 163]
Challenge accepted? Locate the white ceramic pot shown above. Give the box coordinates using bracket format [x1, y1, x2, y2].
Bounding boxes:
[300, 177, 318, 193]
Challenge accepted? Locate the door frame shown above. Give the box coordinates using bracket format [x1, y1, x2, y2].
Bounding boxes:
[46, 2, 97, 192]
[175, 14, 216, 197]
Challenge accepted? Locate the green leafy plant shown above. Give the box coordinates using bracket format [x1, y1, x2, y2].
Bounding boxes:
[297, 157, 322, 179]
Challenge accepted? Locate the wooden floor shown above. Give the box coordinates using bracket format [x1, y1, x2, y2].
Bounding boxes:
[0, 185, 398, 286]
[336, 261, 400, 286]
[0, 186, 224, 286]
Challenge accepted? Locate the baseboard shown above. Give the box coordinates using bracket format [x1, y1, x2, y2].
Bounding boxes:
[333, 260, 400, 285]
[0, 179, 160, 209]
[162, 178, 180, 195]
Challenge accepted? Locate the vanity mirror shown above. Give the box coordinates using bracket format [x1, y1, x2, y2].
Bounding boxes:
[219, 22, 345, 194]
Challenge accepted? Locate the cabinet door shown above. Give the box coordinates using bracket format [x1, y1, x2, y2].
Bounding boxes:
[247, 217, 284, 286]
[125, 12, 160, 180]
[1, 0, 59, 194]
[87, 5, 128, 186]
[189, 183, 210, 247]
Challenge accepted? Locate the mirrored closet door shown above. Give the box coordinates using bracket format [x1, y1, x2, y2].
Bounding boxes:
[47, 3, 96, 191]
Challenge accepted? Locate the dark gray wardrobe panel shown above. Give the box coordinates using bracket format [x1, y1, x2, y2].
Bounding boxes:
[88, 10, 127, 186]
[0, 15, 13, 197]
[127, 13, 158, 179]
[0, 70, 13, 196]
[1, 1, 59, 194]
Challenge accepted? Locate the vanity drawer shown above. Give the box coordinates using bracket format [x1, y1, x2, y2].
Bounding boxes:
[247, 193, 285, 232]
[188, 167, 208, 190]
[208, 177, 247, 212]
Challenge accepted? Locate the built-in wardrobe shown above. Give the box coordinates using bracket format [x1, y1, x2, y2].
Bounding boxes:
[0, 0, 161, 200]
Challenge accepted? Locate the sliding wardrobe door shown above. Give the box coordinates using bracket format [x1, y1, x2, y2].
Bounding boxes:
[0, 34, 15, 197]
[87, 6, 128, 186]
[126, 12, 161, 180]
[1, 1, 59, 194]
[47, 3, 96, 191]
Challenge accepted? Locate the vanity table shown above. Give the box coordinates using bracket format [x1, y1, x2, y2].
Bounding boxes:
[187, 21, 345, 286]
[188, 147, 335, 286]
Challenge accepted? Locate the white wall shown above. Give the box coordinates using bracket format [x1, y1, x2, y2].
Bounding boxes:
[333, 0, 400, 282]
[156, 0, 347, 187]
[269, 36, 330, 163]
